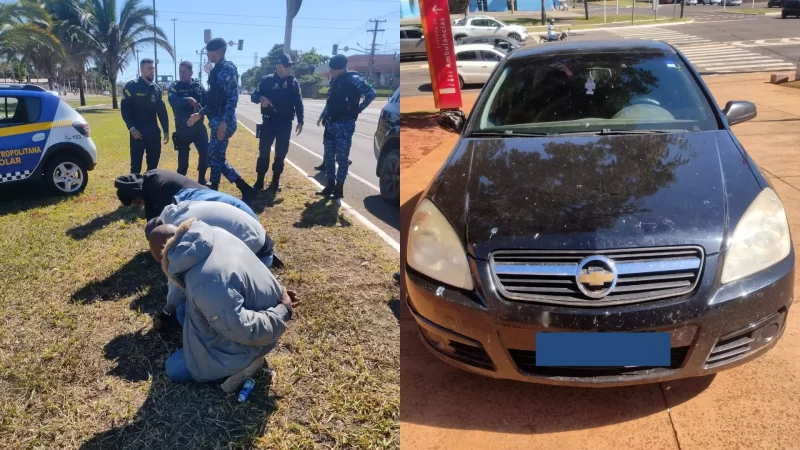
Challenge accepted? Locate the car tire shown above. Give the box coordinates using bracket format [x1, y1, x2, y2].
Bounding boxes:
[508, 33, 521, 42]
[455, 35, 467, 44]
[379, 149, 400, 205]
[459, 75, 465, 89]
[782, 12, 786, 17]
[45, 154, 88, 195]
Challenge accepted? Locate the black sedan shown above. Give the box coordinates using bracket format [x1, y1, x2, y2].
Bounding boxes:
[768, 0, 785, 7]
[405, 40, 794, 386]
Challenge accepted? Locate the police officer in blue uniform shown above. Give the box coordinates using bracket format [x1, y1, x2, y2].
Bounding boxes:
[250, 53, 304, 193]
[121, 58, 170, 174]
[168, 61, 209, 184]
[315, 54, 376, 200]
[187, 38, 256, 204]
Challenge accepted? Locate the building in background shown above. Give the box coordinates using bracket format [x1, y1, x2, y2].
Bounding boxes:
[316, 54, 400, 88]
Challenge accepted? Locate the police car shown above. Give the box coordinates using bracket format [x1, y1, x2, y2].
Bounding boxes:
[374, 88, 400, 205]
[0, 84, 96, 195]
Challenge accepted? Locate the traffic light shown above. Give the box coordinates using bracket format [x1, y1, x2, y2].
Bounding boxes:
[332, 44, 338, 55]
[238, 39, 243, 51]
[204, 29, 211, 44]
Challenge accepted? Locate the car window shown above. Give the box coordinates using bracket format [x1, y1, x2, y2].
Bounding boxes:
[456, 50, 479, 61]
[474, 52, 720, 134]
[0, 96, 40, 127]
[405, 29, 423, 39]
[400, 31, 407, 39]
[485, 20, 501, 28]
[480, 50, 503, 62]
[454, 18, 467, 26]
[472, 19, 488, 27]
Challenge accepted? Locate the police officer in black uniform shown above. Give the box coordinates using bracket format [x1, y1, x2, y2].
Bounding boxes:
[121, 58, 170, 174]
[250, 53, 304, 192]
[168, 61, 209, 184]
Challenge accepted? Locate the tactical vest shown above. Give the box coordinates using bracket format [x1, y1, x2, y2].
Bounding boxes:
[206, 63, 226, 118]
[327, 72, 361, 123]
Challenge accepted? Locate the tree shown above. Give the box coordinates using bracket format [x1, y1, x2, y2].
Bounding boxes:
[448, 0, 469, 15]
[84, 0, 174, 109]
[0, 1, 64, 78]
[241, 45, 330, 97]
[542, 0, 546, 24]
[584, 0, 590, 20]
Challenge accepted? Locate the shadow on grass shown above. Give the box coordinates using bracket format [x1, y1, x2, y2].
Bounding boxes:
[0, 183, 70, 216]
[66, 205, 142, 240]
[71, 251, 163, 305]
[388, 297, 401, 321]
[84, 328, 278, 449]
[294, 198, 353, 228]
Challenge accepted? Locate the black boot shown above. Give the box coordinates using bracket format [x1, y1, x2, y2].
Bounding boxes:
[266, 173, 281, 193]
[254, 172, 265, 191]
[316, 179, 335, 197]
[209, 183, 219, 191]
[314, 162, 325, 171]
[333, 179, 344, 200]
[235, 178, 256, 205]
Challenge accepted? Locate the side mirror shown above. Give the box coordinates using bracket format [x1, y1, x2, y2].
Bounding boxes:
[722, 100, 757, 126]
[438, 110, 466, 134]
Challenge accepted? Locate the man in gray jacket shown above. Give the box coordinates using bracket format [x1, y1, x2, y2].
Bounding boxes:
[148, 218, 300, 382]
[146, 200, 279, 332]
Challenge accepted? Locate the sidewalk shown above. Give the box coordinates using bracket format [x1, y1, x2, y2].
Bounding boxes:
[400, 72, 800, 449]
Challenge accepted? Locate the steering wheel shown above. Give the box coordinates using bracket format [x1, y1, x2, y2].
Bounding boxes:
[630, 98, 661, 107]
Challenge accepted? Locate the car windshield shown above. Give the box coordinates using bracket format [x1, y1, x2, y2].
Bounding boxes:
[473, 51, 720, 135]
[454, 18, 467, 25]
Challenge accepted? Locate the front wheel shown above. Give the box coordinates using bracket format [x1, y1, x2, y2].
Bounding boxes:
[508, 33, 521, 42]
[45, 154, 88, 195]
[459, 75, 465, 89]
[454, 35, 467, 44]
[379, 149, 400, 205]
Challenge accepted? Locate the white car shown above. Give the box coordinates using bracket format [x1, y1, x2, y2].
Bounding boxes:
[721, 0, 741, 4]
[455, 44, 507, 88]
[452, 16, 529, 44]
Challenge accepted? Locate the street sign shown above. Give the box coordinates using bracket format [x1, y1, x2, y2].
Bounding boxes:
[204, 62, 213, 74]
[420, 0, 462, 110]
[343, 46, 349, 52]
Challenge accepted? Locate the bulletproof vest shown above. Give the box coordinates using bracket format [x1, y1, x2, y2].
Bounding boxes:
[206, 63, 226, 118]
[327, 72, 361, 122]
[260, 74, 298, 120]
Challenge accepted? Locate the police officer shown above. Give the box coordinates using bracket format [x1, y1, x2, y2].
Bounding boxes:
[187, 37, 256, 204]
[250, 53, 304, 193]
[121, 58, 170, 174]
[315, 54, 376, 200]
[168, 61, 209, 184]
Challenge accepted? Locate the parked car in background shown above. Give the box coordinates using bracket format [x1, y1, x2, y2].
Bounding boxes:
[698, 0, 721, 4]
[374, 88, 400, 205]
[722, 0, 742, 5]
[0, 84, 97, 195]
[683, 0, 698, 5]
[783, 0, 800, 16]
[457, 35, 523, 53]
[452, 16, 529, 44]
[406, 39, 794, 387]
[768, 0, 784, 6]
[455, 44, 507, 89]
[400, 26, 427, 60]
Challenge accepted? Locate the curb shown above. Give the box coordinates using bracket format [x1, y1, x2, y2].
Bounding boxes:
[719, 10, 781, 15]
[547, 18, 694, 32]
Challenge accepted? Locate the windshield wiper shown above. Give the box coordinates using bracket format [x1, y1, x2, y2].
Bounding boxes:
[550, 128, 688, 136]
[470, 131, 551, 137]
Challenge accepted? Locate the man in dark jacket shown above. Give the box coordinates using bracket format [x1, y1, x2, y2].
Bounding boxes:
[121, 58, 170, 174]
[148, 219, 300, 382]
[115, 169, 207, 220]
[168, 61, 209, 183]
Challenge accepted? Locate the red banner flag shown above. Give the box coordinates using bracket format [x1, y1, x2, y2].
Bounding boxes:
[419, 0, 462, 110]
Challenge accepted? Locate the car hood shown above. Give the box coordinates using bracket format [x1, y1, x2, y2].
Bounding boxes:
[427, 132, 765, 260]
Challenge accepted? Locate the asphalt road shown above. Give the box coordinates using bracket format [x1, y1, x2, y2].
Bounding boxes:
[400, 7, 800, 96]
[235, 96, 400, 244]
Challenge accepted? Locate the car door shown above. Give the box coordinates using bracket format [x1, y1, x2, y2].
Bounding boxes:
[484, 19, 505, 35]
[477, 50, 504, 82]
[470, 19, 491, 35]
[403, 28, 426, 57]
[456, 50, 481, 83]
[0, 94, 46, 183]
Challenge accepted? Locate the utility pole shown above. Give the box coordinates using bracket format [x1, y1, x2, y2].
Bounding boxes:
[153, 0, 158, 83]
[284, 0, 303, 53]
[366, 19, 385, 85]
[254, 52, 258, 69]
[136, 48, 140, 78]
[171, 18, 177, 81]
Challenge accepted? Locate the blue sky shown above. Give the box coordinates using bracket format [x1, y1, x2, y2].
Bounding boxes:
[127, 0, 400, 81]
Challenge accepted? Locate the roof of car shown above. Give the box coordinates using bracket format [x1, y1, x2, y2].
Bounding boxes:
[0, 84, 46, 93]
[508, 39, 677, 59]
[454, 43, 505, 52]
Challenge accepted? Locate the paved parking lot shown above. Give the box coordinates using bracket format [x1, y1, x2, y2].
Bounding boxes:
[399, 73, 800, 449]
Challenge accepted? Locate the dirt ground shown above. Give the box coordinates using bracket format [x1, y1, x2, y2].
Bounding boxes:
[399, 72, 800, 449]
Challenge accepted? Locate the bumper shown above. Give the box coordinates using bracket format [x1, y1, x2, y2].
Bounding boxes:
[405, 252, 794, 387]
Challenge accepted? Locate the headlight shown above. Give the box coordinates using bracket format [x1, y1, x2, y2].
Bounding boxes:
[721, 188, 791, 284]
[407, 198, 474, 290]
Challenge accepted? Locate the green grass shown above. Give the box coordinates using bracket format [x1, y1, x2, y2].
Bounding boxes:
[64, 96, 112, 108]
[0, 107, 399, 448]
[318, 87, 394, 97]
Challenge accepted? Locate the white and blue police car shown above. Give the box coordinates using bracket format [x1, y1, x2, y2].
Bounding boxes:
[0, 84, 97, 195]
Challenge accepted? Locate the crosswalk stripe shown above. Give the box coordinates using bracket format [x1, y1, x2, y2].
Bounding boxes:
[690, 56, 781, 64]
[677, 48, 756, 56]
[703, 61, 794, 69]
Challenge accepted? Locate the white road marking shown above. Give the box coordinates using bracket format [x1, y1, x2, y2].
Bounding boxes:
[237, 120, 399, 253]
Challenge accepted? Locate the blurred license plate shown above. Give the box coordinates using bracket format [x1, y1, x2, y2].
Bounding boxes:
[535, 332, 671, 367]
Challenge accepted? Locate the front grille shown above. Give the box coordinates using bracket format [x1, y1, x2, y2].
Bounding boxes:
[490, 246, 704, 306]
[510, 346, 690, 378]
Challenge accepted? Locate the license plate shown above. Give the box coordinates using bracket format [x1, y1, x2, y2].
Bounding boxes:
[535, 332, 671, 367]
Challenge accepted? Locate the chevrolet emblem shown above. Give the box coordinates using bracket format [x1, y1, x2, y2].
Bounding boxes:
[578, 267, 615, 286]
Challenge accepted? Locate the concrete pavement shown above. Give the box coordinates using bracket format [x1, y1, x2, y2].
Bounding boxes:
[399, 73, 800, 449]
[235, 96, 399, 244]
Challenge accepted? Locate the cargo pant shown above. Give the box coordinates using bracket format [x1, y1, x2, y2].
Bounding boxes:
[323, 119, 356, 184]
[256, 118, 292, 177]
[175, 124, 209, 180]
[130, 129, 161, 174]
[207, 117, 242, 185]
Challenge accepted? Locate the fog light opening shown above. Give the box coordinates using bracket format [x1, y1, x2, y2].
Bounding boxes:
[759, 322, 780, 342]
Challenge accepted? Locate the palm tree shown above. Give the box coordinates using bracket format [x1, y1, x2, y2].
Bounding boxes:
[0, 1, 64, 79]
[85, 0, 174, 109]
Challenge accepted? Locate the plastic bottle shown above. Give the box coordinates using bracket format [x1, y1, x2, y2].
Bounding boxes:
[237, 378, 256, 402]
